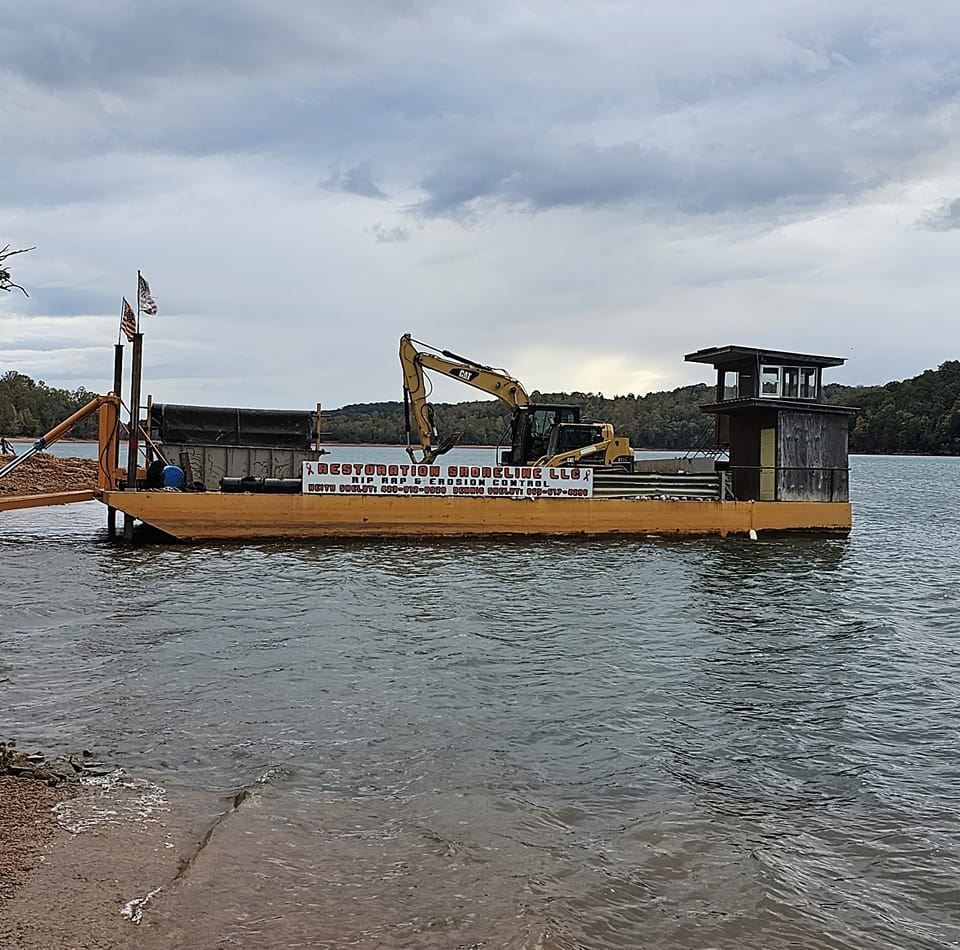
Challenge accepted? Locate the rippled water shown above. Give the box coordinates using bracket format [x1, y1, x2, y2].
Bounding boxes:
[2, 451, 960, 948]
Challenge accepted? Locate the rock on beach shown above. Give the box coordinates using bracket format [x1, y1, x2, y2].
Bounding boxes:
[1, 739, 113, 786]
[0, 739, 188, 950]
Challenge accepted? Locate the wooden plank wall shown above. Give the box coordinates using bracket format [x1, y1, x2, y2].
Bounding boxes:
[777, 411, 849, 502]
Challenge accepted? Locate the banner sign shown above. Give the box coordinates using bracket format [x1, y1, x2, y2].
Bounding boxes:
[303, 461, 593, 499]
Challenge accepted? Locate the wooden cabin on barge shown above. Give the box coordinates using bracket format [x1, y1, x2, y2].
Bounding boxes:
[685, 345, 857, 504]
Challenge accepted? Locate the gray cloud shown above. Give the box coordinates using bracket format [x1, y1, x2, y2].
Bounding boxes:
[414, 140, 858, 219]
[922, 198, 960, 231]
[369, 223, 410, 243]
[3, 2, 957, 223]
[322, 164, 388, 200]
[18, 286, 117, 317]
[0, 2, 329, 90]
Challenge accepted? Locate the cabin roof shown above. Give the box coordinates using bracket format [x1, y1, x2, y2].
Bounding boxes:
[697, 398, 859, 416]
[684, 345, 845, 369]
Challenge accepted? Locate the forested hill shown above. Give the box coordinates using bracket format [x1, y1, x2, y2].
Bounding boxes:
[824, 360, 960, 454]
[325, 385, 717, 451]
[325, 360, 960, 454]
[3, 361, 960, 454]
[0, 372, 100, 440]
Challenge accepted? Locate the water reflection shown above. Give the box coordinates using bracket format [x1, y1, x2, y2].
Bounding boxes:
[4, 457, 960, 947]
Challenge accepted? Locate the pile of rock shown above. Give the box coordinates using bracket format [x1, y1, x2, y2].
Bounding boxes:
[0, 453, 99, 496]
[0, 740, 113, 786]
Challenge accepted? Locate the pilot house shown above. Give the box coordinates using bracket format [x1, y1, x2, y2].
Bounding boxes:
[685, 346, 857, 503]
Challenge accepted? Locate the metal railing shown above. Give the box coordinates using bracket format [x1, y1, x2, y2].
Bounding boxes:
[593, 470, 722, 499]
[591, 464, 850, 502]
[723, 464, 849, 501]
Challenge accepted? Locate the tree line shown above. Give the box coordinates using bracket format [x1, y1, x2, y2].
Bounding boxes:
[323, 360, 960, 455]
[323, 384, 718, 451]
[0, 372, 100, 441]
[824, 360, 960, 455]
[4, 361, 960, 454]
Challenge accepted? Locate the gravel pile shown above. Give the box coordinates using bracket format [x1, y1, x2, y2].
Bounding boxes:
[0, 453, 99, 496]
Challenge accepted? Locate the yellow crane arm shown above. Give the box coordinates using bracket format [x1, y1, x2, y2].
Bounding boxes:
[0, 394, 121, 482]
[400, 334, 530, 464]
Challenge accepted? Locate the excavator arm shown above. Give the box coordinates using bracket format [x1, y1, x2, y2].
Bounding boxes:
[400, 334, 530, 464]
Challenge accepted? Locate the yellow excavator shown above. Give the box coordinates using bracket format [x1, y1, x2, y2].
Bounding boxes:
[399, 334, 634, 469]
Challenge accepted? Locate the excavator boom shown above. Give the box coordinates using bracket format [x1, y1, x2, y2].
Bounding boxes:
[399, 333, 634, 469]
[400, 334, 530, 463]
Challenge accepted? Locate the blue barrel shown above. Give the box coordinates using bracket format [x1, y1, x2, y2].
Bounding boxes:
[161, 465, 186, 489]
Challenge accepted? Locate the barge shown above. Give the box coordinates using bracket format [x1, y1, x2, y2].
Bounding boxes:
[93, 343, 856, 541]
[95, 489, 850, 541]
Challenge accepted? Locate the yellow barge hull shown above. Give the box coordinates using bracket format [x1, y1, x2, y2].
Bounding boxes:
[98, 491, 851, 541]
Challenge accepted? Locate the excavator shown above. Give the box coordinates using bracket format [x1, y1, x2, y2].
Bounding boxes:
[399, 334, 634, 469]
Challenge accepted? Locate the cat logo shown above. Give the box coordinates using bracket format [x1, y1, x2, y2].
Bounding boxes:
[450, 368, 479, 382]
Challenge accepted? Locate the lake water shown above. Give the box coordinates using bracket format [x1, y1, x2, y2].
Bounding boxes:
[2, 450, 959, 948]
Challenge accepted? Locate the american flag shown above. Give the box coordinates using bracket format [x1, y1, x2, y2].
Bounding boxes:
[120, 298, 136, 341]
[138, 274, 158, 315]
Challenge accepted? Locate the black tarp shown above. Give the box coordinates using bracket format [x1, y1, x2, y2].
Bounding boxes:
[151, 404, 317, 450]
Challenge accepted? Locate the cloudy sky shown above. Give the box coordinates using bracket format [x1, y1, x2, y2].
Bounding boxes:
[2, 1, 959, 410]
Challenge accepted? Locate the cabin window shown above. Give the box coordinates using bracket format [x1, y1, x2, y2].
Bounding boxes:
[721, 370, 739, 400]
[783, 367, 800, 399]
[530, 410, 557, 439]
[800, 367, 818, 399]
[760, 366, 780, 397]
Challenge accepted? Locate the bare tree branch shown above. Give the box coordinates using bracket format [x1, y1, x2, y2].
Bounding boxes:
[0, 245, 35, 296]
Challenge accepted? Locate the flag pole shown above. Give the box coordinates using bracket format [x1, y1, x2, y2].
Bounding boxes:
[123, 271, 145, 543]
[107, 341, 124, 539]
[123, 331, 143, 542]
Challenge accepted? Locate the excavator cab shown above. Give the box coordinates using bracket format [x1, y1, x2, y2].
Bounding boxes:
[501, 404, 580, 465]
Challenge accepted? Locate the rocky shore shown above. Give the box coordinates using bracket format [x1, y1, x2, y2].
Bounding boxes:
[1, 739, 114, 786]
[0, 453, 99, 496]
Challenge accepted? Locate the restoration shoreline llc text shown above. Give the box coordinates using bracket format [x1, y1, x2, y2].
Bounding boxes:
[302, 461, 594, 498]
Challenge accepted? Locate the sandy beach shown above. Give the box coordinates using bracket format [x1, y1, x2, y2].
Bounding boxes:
[0, 770, 204, 950]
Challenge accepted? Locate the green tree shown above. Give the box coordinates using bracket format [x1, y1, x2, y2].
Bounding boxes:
[0, 372, 98, 439]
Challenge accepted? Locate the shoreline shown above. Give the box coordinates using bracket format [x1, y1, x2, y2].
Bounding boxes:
[0, 739, 172, 948]
[0, 765, 208, 949]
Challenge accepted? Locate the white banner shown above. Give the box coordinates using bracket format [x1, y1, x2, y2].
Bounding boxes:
[303, 460, 593, 499]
